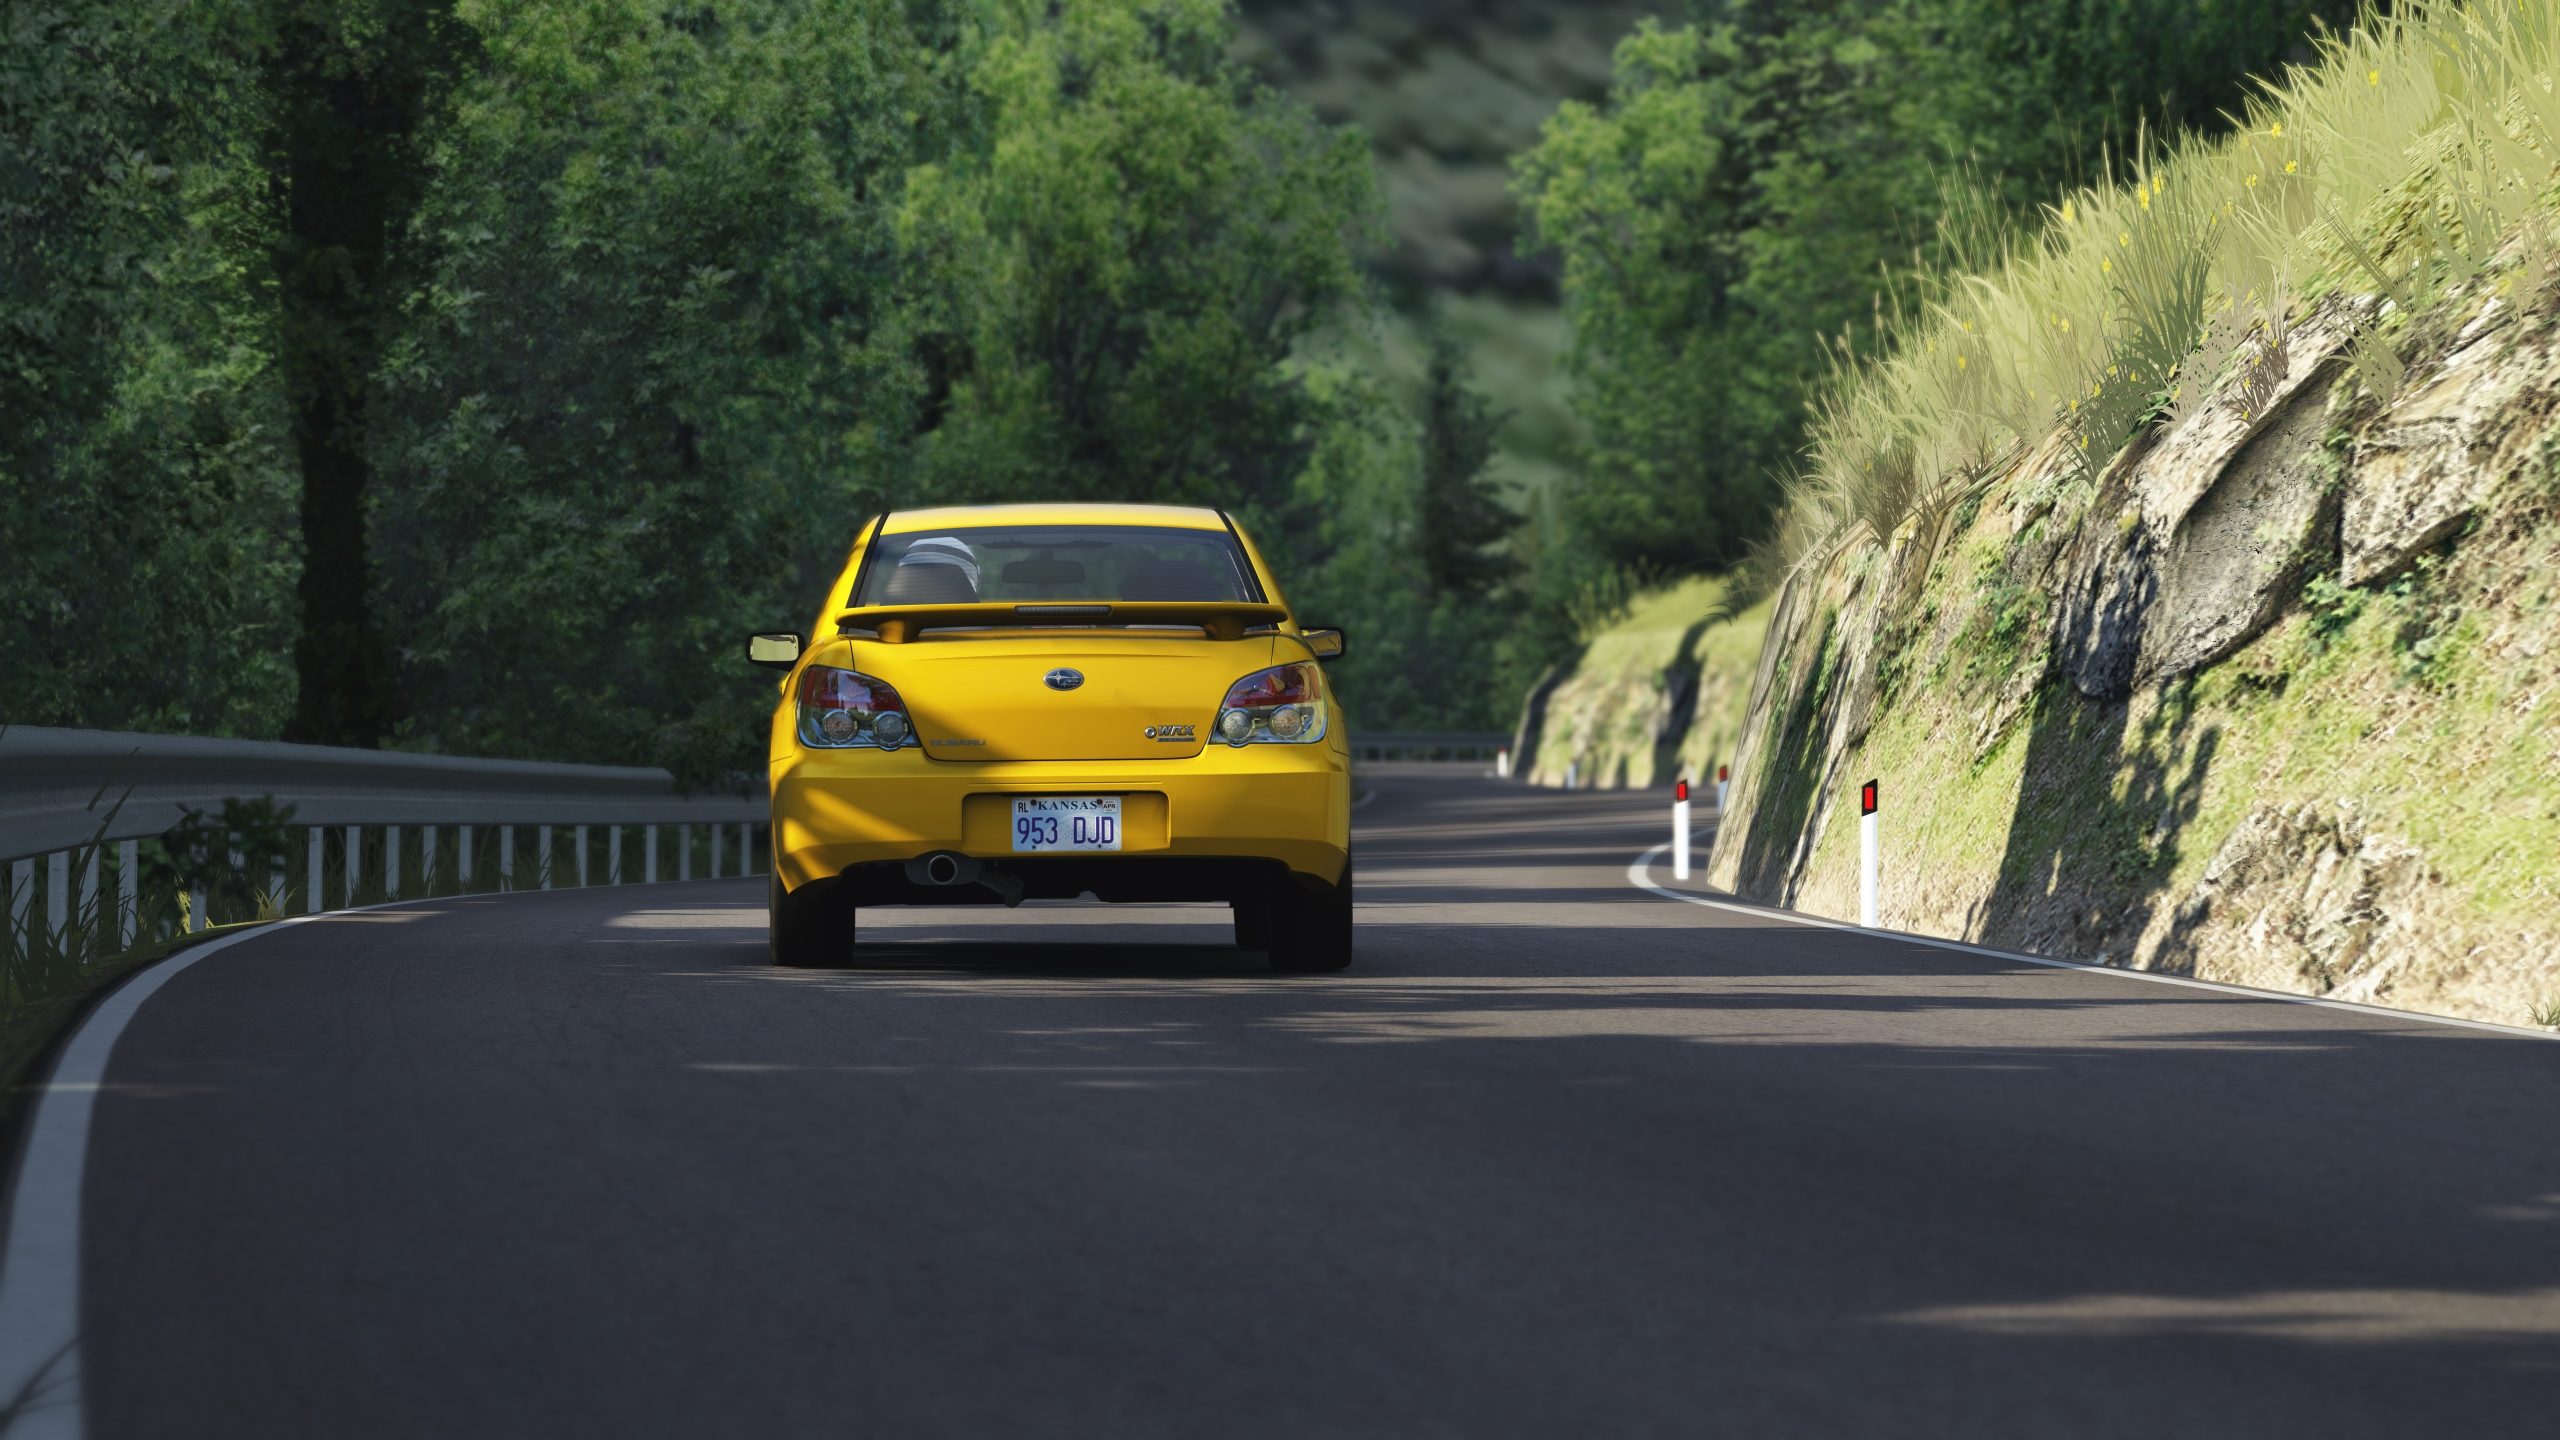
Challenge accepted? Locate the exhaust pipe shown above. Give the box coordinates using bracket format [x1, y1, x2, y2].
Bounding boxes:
[901, 851, 1025, 908]
[907, 852, 979, 887]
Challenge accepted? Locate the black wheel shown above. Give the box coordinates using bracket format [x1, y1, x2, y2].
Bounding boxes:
[770, 875, 854, 967]
[1232, 895, 1279, 952]
[1266, 853, 1353, 974]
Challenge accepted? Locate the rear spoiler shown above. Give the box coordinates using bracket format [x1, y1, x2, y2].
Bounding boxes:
[836, 601, 1291, 643]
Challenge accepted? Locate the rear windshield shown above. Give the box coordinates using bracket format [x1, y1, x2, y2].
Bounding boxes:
[852, 525, 1261, 607]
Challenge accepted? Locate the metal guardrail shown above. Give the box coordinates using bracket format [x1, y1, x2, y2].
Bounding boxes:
[1348, 732, 1510, 762]
[1, 726, 768, 963]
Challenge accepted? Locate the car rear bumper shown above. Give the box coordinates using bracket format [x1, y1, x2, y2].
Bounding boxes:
[769, 746, 1351, 894]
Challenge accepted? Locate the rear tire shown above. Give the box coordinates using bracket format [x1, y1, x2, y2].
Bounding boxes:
[1266, 853, 1353, 974]
[770, 875, 853, 967]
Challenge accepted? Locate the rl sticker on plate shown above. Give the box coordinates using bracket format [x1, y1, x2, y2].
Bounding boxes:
[1012, 796, 1122, 853]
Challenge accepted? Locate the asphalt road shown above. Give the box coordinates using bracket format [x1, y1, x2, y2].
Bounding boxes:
[34, 765, 2560, 1436]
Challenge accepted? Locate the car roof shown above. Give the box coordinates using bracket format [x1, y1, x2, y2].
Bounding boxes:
[878, 503, 1229, 535]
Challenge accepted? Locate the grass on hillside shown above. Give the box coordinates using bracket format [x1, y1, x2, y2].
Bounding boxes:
[1767, 0, 2560, 585]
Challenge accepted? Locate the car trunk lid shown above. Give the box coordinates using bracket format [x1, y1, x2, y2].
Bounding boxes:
[849, 630, 1276, 762]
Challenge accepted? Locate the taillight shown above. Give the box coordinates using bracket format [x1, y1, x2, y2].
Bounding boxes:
[1215, 663, 1327, 746]
[797, 666, 915, 749]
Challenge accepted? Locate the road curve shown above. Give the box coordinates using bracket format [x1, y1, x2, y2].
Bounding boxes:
[19, 764, 2560, 1436]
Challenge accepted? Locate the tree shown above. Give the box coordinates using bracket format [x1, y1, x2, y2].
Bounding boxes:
[1414, 325, 1515, 600]
[0, 0, 301, 736]
[1514, 0, 2364, 576]
[373, 0, 965, 780]
[261, 0, 476, 747]
[898, 0, 1383, 515]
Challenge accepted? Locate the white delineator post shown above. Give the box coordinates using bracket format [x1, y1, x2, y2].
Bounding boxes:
[1859, 779, 1880, 929]
[1495, 747, 1511, 779]
[1672, 778, 1692, 881]
[1716, 763, 1730, 812]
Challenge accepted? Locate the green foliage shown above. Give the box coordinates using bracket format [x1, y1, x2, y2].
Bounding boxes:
[144, 797, 300, 911]
[1961, 556, 2043, 686]
[1757, 0, 2560, 584]
[1415, 324, 1517, 599]
[375, 0, 965, 778]
[1514, 11, 1945, 571]
[0, 0, 301, 736]
[262, 0, 478, 747]
[1271, 367, 1519, 731]
[1513, 0, 2356, 577]
[373, 0, 1385, 777]
[2303, 571, 2365, 646]
[902, 0, 1382, 512]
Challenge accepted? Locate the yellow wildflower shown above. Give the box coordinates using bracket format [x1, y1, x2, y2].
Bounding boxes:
[2368, 68, 2380, 86]
[2246, 173, 2261, 188]
[2269, 121, 2283, 138]
[2118, 231, 2130, 247]
[2102, 257, 2113, 274]
[2062, 200, 2076, 224]
[2284, 159, 2298, 174]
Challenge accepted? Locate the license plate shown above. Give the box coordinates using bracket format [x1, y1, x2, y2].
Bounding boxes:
[1012, 796, 1122, 853]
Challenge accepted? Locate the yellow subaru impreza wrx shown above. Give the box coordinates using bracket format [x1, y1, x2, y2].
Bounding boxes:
[746, 503, 1353, 971]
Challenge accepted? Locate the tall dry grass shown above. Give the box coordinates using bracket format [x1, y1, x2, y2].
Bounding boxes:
[1764, 0, 2560, 583]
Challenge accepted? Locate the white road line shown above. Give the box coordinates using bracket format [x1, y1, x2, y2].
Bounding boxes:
[1351, 787, 1379, 812]
[0, 913, 324, 1439]
[1625, 842, 2557, 1042]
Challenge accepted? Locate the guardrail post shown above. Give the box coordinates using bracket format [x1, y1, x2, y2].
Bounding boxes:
[735, 823, 749, 876]
[307, 829, 323, 915]
[8, 860, 30, 951]
[680, 824, 693, 882]
[608, 826, 623, 885]
[458, 826, 474, 895]
[47, 852, 70, 954]
[422, 826, 438, 895]
[535, 825, 551, 889]
[188, 886, 206, 933]
[386, 826, 402, 902]
[78, 847, 99, 956]
[118, 839, 138, 947]
[645, 825, 658, 885]
[576, 825, 590, 887]
[346, 825, 363, 909]
[499, 826, 515, 893]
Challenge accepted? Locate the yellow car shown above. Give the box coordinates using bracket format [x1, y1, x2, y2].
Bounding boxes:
[746, 503, 1353, 971]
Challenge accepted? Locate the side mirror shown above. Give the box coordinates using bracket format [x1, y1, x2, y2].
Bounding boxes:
[1300, 627, 1346, 660]
[745, 631, 804, 670]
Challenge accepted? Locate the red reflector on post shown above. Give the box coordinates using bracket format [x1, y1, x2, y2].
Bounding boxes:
[1860, 780, 1878, 815]
[1676, 779, 1688, 802]
[1718, 765, 1729, 782]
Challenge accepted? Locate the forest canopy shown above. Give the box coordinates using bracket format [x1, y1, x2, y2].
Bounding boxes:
[3, 0, 2362, 778]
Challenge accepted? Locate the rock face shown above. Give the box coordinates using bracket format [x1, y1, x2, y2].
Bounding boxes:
[2133, 375, 2340, 685]
[2343, 306, 2560, 584]
[2160, 802, 2439, 1005]
[2052, 305, 2356, 700]
[1701, 283, 2560, 1028]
